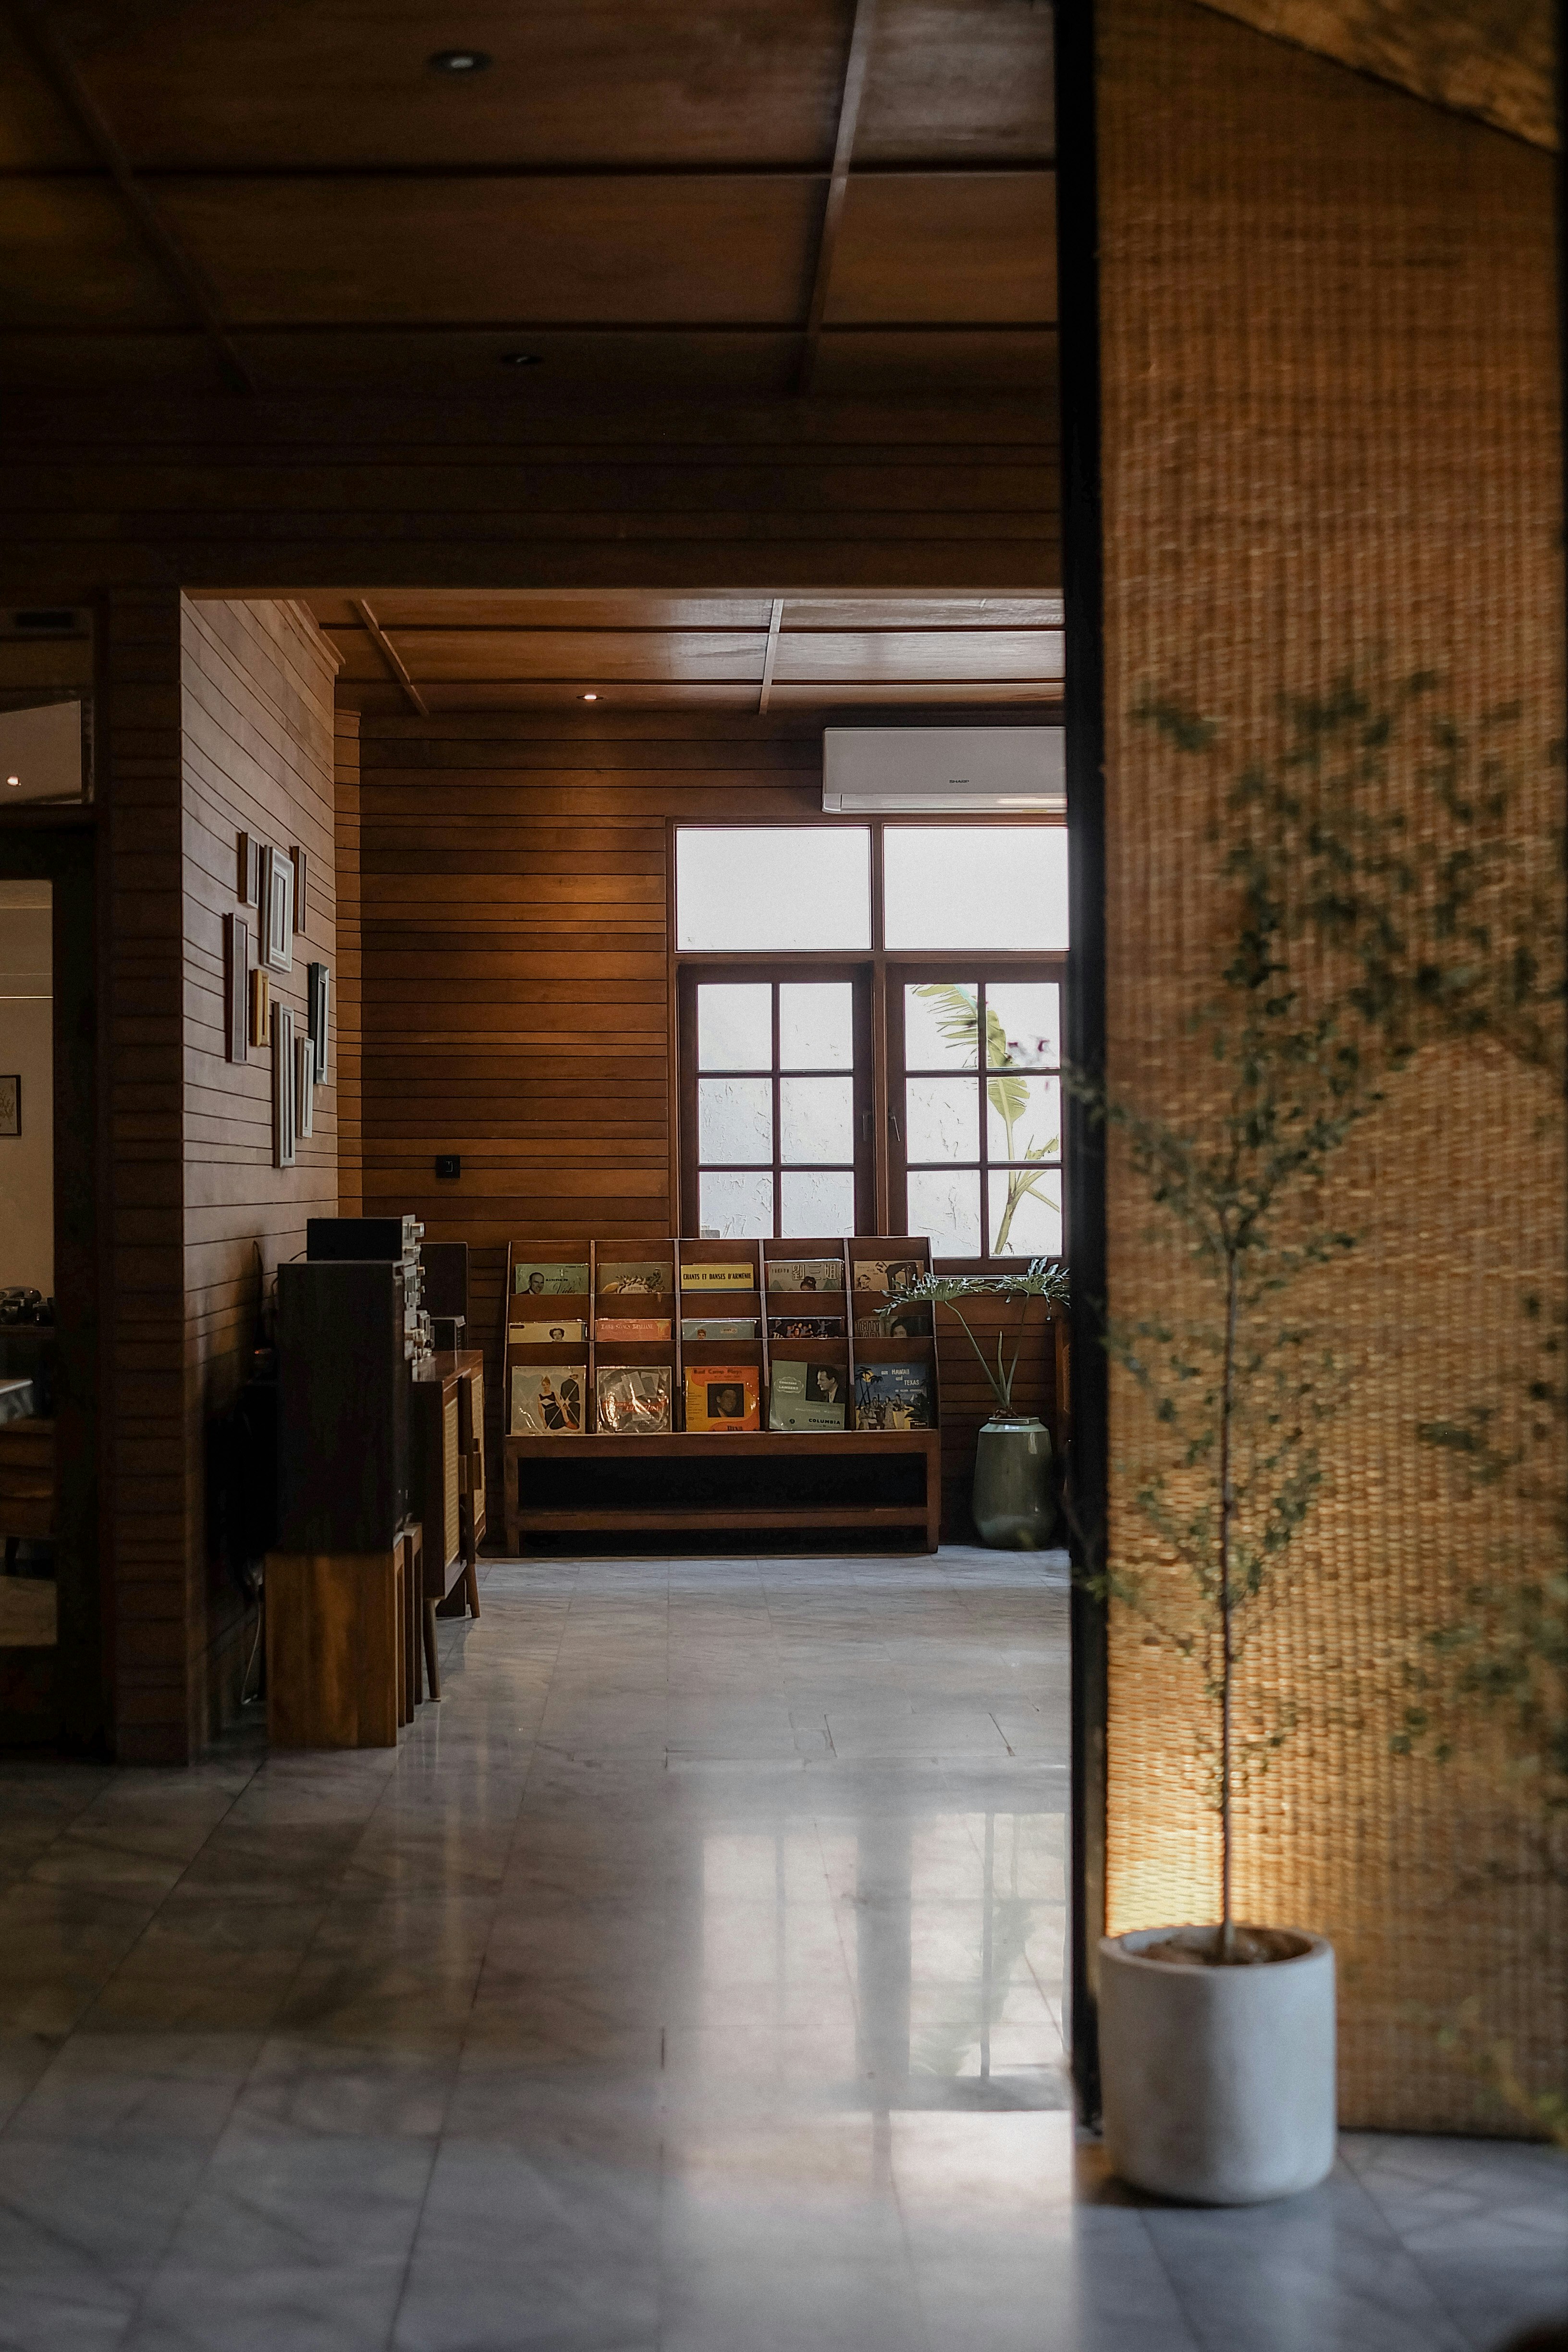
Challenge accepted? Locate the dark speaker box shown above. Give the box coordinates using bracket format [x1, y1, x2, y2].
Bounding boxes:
[277, 1261, 410, 1552]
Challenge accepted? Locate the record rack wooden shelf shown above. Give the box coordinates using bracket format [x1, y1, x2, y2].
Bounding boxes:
[501, 1236, 942, 1554]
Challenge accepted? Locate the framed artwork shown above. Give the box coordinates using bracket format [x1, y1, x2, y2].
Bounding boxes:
[249, 966, 270, 1048]
[294, 1035, 315, 1138]
[291, 845, 307, 933]
[272, 1005, 295, 1168]
[224, 912, 249, 1065]
[307, 961, 330, 1083]
[262, 844, 294, 974]
[0, 1076, 18, 1137]
[236, 830, 261, 907]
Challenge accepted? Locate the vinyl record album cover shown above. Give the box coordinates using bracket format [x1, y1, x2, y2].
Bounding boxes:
[595, 1317, 671, 1341]
[769, 1359, 848, 1432]
[513, 1262, 590, 1297]
[679, 1261, 755, 1291]
[683, 1364, 760, 1431]
[596, 1364, 672, 1433]
[770, 1316, 845, 1339]
[766, 1258, 845, 1292]
[680, 1318, 758, 1340]
[853, 1309, 931, 1337]
[597, 1262, 670, 1296]
[510, 1365, 585, 1434]
[511, 1318, 586, 1344]
[854, 1361, 933, 1430]
[850, 1258, 925, 1295]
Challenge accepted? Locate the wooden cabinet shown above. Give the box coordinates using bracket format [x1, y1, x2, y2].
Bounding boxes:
[413, 1352, 483, 1666]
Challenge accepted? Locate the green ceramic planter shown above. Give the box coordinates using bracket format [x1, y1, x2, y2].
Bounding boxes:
[972, 1414, 1055, 1549]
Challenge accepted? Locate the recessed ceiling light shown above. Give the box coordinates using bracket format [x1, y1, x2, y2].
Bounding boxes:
[502, 352, 543, 368]
[582, 694, 598, 703]
[429, 47, 490, 72]
[6, 775, 19, 788]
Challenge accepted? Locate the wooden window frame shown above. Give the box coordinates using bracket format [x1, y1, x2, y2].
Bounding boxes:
[675, 961, 875, 1238]
[887, 956, 1067, 1260]
[670, 818, 1067, 1267]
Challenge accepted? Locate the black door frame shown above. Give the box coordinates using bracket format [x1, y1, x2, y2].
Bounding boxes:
[1055, 0, 1112, 2125]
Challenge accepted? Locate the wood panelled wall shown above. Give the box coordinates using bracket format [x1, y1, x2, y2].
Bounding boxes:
[333, 707, 362, 1216]
[345, 708, 1059, 1536]
[1096, 0, 1564, 2129]
[107, 593, 337, 1763]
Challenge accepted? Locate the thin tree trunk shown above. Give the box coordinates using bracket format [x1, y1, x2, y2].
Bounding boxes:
[1217, 1247, 1239, 1961]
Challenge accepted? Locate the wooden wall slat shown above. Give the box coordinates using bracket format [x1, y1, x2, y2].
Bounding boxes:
[107, 592, 338, 1762]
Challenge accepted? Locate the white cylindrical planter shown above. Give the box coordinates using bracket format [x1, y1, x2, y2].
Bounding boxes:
[1099, 1925, 1336, 2205]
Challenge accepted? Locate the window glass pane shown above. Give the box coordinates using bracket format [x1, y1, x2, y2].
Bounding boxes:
[700, 1168, 774, 1238]
[781, 1168, 856, 1235]
[698, 982, 772, 1070]
[988, 1168, 1062, 1258]
[780, 1075, 854, 1164]
[986, 981, 1060, 1070]
[906, 1076, 978, 1164]
[908, 1166, 981, 1256]
[986, 1074, 1060, 1164]
[904, 981, 980, 1070]
[884, 827, 1068, 951]
[779, 981, 853, 1070]
[698, 1077, 772, 1164]
[676, 828, 870, 952]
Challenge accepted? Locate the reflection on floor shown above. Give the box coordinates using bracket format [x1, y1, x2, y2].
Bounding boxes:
[0, 1548, 1562, 2352]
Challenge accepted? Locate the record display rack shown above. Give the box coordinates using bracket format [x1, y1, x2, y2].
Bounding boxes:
[501, 1235, 942, 1554]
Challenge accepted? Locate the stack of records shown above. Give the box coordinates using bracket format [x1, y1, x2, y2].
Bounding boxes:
[769, 1360, 847, 1432]
[766, 1258, 844, 1294]
[513, 1260, 589, 1298]
[510, 1366, 585, 1433]
[684, 1365, 760, 1430]
[597, 1365, 672, 1433]
[854, 1362, 933, 1430]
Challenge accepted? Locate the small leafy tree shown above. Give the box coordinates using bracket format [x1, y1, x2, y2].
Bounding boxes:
[1073, 788, 1394, 1957]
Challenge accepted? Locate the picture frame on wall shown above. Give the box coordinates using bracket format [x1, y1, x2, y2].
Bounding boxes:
[294, 1034, 314, 1139]
[0, 1075, 18, 1138]
[306, 961, 330, 1083]
[272, 1005, 295, 1168]
[291, 845, 307, 933]
[262, 845, 294, 974]
[224, 912, 249, 1065]
[249, 967, 270, 1048]
[236, 831, 261, 907]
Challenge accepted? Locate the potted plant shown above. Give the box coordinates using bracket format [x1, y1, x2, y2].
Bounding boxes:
[879, 1259, 1069, 1546]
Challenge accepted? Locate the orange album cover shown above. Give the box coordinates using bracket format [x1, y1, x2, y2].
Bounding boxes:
[683, 1364, 760, 1431]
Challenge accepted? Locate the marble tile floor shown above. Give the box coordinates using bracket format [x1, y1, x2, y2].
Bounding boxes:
[0, 1547, 1562, 2352]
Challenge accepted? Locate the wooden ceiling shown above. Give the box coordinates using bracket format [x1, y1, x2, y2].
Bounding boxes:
[0, 0, 1055, 403]
[306, 588, 1064, 712]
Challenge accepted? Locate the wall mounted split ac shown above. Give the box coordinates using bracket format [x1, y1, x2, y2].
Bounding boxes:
[821, 725, 1065, 814]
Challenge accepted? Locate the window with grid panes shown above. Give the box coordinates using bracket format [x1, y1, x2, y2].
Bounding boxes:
[674, 821, 1066, 1261]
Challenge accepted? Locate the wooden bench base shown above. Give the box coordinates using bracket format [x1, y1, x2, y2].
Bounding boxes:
[503, 1430, 941, 1555]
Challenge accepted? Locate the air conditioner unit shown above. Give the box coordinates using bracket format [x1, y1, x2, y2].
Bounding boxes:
[821, 726, 1065, 814]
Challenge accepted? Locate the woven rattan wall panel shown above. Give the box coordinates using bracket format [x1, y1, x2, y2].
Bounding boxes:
[1096, 0, 1565, 2129]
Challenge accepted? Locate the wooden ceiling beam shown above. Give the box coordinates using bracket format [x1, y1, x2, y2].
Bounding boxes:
[16, 160, 1051, 184]
[353, 598, 428, 717]
[797, 0, 880, 396]
[4, 0, 254, 394]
